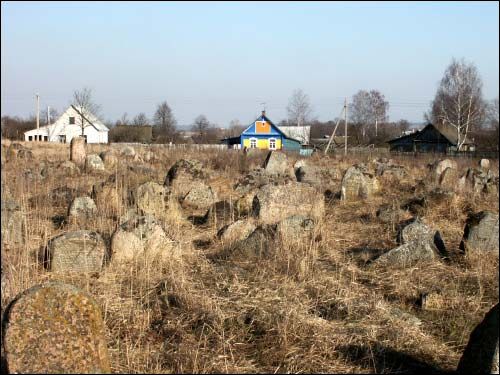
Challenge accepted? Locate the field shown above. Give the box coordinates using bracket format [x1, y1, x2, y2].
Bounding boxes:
[1, 140, 499, 373]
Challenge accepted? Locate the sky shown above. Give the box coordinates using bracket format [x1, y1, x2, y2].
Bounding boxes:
[1, 1, 499, 127]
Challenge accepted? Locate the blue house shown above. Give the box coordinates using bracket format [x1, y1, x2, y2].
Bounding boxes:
[222, 111, 302, 151]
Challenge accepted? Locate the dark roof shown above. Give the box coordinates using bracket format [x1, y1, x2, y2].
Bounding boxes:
[388, 123, 474, 146]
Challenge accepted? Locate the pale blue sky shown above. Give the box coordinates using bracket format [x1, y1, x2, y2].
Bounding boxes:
[1, 1, 499, 126]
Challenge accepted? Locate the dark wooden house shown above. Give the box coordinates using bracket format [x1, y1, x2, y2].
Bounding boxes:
[387, 123, 476, 153]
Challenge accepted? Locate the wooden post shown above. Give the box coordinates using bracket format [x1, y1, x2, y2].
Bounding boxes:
[36, 93, 40, 139]
[344, 98, 348, 156]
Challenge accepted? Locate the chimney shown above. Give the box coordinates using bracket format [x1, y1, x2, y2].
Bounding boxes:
[261, 110, 266, 117]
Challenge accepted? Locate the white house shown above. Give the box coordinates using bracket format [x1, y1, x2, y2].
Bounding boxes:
[277, 125, 311, 145]
[24, 105, 109, 144]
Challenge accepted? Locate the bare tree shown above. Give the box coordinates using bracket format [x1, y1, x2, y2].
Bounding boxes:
[430, 58, 485, 150]
[191, 115, 210, 137]
[485, 98, 499, 129]
[350, 90, 389, 139]
[73, 87, 101, 136]
[133, 112, 149, 126]
[115, 112, 130, 126]
[287, 89, 313, 126]
[153, 101, 177, 142]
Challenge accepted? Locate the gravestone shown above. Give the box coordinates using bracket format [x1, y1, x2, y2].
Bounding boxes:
[460, 211, 499, 253]
[70, 136, 86, 166]
[3, 281, 111, 374]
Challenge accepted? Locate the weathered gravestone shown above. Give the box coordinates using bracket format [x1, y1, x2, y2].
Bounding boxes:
[2, 281, 111, 374]
[68, 196, 98, 221]
[432, 159, 458, 182]
[85, 154, 105, 172]
[264, 151, 293, 176]
[181, 181, 217, 214]
[70, 136, 86, 166]
[252, 182, 325, 225]
[460, 211, 499, 253]
[164, 159, 207, 198]
[134, 181, 169, 216]
[1, 200, 26, 248]
[100, 150, 118, 168]
[457, 303, 499, 374]
[111, 215, 173, 263]
[45, 230, 106, 273]
[341, 165, 379, 201]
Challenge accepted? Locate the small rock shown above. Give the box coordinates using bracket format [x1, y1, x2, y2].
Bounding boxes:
[68, 196, 97, 220]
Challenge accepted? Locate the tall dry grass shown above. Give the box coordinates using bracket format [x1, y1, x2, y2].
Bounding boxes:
[1, 140, 498, 373]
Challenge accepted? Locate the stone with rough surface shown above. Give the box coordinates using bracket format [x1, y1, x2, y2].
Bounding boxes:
[252, 182, 324, 225]
[85, 154, 105, 172]
[3, 281, 111, 374]
[164, 159, 207, 198]
[68, 196, 97, 220]
[341, 165, 379, 201]
[134, 181, 169, 216]
[217, 219, 256, 244]
[264, 151, 293, 176]
[460, 211, 499, 253]
[182, 181, 217, 212]
[46, 230, 106, 273]
[1, 200, 26, 248]
[70, 136, 86, 166]
[457, 303, 499, 374]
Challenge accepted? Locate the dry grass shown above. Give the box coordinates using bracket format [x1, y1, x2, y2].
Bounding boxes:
[1, 140, 498, 373]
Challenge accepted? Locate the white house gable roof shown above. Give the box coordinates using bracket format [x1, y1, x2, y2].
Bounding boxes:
[277, 126, 310, 145]
[70, 105, 108, 132]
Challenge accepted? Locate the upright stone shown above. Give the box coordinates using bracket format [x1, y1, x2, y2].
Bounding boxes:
[264, 151, 292, 176]
[253, 182, 324, 225]
[134, 181, 169, 216]
[1, 200, 26, 248]
[341, 165, 379, 201]
[68, 196, 98, 221]
[164, 159, 207, 198]
[85, 154, 105, 172]
[70, 136, 86, 166]
[45, 230, 106, 273]
[439, 167, 458, 189]
[433, 159, 458, 181]
[457, 303, 499, 374]
[3, 282, 111, 374]
[479, 158, 490, 172]
[460, 211, 499, 253]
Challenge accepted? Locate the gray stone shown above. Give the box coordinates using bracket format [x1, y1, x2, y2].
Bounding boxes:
[70, 136, 86, 166]
[85, 154, 105, 172]
[68, 196, 97, 220]
[164, 159, 207, 198]
[134, 181, 169, 216]
[182, 181, 217, 212]
[45, 230, 106, 273]
[2, 281, 111, 374]
[263, 151, 292, 176]
[397, 217, 447, 256]
[479, 158, 491, 172]
[457, 303, 499, 374]
[217, 219, 256, 244]
[374, 239, 437, 267]
[276, 215, 316, 241]
[111, 215, 173, 263]
[295, 165, 321, 186]
[234, 168, 293, 194]
[252, 182, 325, 225]
[1, 200, 26, 248]
[439, 167, 458, 189]
[432, 159, 458, 182]
[341, 165, 379, 201]
[224, 226, 276, 260]
[460, 211, 499, 253]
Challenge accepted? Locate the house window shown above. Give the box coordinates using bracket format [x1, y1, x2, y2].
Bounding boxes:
[44, 136, 48, 141]
[250, 138, 257, 149]
[28, 136, 32, 141]
[269, 138, 276, 150]
[59, 135, 66, 143]
[69, 117, 75, 125]
[83, 135, 88, 143]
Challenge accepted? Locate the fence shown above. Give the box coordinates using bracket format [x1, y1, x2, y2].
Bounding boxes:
[110, 142, 227, 151]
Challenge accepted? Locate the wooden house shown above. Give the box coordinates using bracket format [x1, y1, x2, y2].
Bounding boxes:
[387, 123, 475, 153]
[221, 111, 302, 151]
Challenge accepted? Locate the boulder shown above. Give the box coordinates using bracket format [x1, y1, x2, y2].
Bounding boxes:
[217, 219, 256, 244]
[85, 154, 105, 172]
[111, 215, 173, 263]
[460, 211, 499, 253]
[457, 303, 499, 374]
[263, 151, 292, 176]
[374, 239, 437, 267]
[432, 159, 457, 182]
[234, 167, 293, 194]
[1, 200, 26, 248]
[70, 136, 86, 166]
[45, 230, 106, 273]
[276, 215, 316, 241]
[397, 217, 447, 256]
[181, 181, 217, 213]
[100, 151, 118, 168]
[134, 181, 169, 216]
[2, 281, 111, 374]
[121, 145, 136, 157]
[341, 165, 379, 201]
[479, 158, 490, 172]
[224, 225, 276, 260]
[252, 182, 325, 225]
[439, 167, 458, 189]
[164, 159, 207, 198]
[58, 160, 79, 176]
[68, 196, 97, 221]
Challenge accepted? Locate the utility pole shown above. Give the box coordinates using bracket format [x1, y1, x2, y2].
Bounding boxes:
[344, 98, 348, 156]
[36, 93, 40, 138]
[47, 106, 50, 125]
